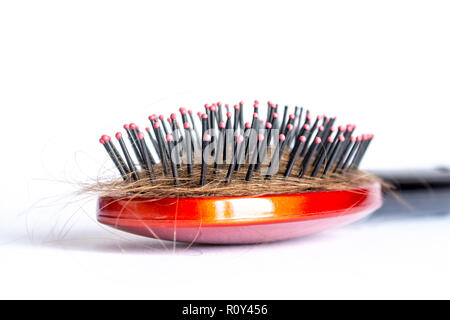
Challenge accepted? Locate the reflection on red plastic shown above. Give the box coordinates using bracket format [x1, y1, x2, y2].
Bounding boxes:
[97, 183, 382, 244]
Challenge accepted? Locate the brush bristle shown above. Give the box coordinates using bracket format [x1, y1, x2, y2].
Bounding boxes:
[99, 100, 374, 187]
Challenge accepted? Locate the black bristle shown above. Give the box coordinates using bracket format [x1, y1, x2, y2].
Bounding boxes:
[298, 136, 322, 178]
[137, 132, 155, 180]
[223, 112, 232, 163]
[265, 134, 285, 180]
[144, 128, 158, 164]
[124, 126, 145, 168]
[116, 133, 139, 181]
[239, 101, 244, 130]
[300, 115, 321, 157]
[280, 105, 289, 135]
[108, 138, 130, 177]
[253, 100, 259, 114]
[214, 122, 225, 173]
[233, 105, 241, 133]
[311, 136, 334, 177]
[245, 133, 265, 181]
[101, 136, 128, 180]
[323, 135, 346, 175]
[200, 115, 209, 186]
[217, 102, 223, 124]
[279, 123, 294, 159]
[235, 125, 250, 172]
[225, 135, 244, 183]
[183, 122, 194, 175]
[188, 110, 201, 149]
[284, 135, 307, 177]
[266, 101, 272, 123]
[160, 116, 170, 136]
[129, 124, 147, 166]
[101, 100, 373, 186]
[351, 135, 373, 168]
[151, 121, 170, 175]
[166, 134, 180, 185]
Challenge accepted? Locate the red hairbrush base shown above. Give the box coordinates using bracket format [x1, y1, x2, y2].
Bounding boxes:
[97, 183, 382, 244]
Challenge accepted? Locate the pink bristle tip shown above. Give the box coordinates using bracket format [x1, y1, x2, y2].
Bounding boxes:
[129, 123, 137, 129]
[236, 135, 244, 143]
[257, 134, 265, 141]
[339, 136, 345, 142]
[265, 122, 272, 129]
[184, 122, 190, 129]
[287, 124, 293, 130]
[219, 122, 226, 129]
[188, 110, 193, 115]
[170, 113, 177, 120]
[234, 104, 239, 110]
[201, 113, 208, 119]
[279, 134, 286, 141]
[138, 132, 145, 140]
[289, 114, 295, 119]
[159, 115, 164, 121]
[272, 113, 279, 118]
[315, 137, 322, 144]
[123, 124, 129, 130]
[299, 136, 307, 143]
[115, 132, 122, 140]
[245, 122, 251, 129]
[304, 124, 310, 130]
[253, 112, 259, 118]
[166, 134, 174, 142]
[153, 122, 160, 129]
[179, 107, 187, 114]
[203, 134, 211, 142]
[102, 135, 111, 142]
[99, 138, 105, 144]
[327, 137, 334, 143]
[226, 112, 232, 118]
[145, 127, 150, 132]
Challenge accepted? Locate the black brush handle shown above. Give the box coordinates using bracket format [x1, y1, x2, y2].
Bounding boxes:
[369, 167, 450, 219]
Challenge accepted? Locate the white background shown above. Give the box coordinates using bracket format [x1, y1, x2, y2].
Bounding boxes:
[0, 0, 449, 299]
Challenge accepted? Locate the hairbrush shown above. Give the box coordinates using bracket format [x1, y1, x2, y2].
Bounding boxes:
[90, 100, 391, 244]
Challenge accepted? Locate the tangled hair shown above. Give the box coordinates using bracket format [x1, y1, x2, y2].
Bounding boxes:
[83, 160, 382, 198]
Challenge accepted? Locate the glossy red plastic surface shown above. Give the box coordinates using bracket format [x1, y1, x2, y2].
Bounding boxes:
[97, 183, 382, 244]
